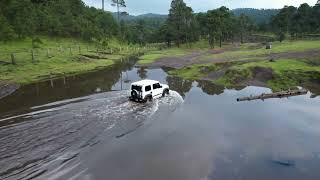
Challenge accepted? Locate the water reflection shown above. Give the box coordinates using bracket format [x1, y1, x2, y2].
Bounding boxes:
[137, 67, 148, 79]
[197, 80, 224, 96]
[0, 57, 137, 116]
[166, 76, 193, 98]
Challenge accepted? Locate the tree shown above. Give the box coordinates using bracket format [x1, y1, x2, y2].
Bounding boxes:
[158, 21, 173, 47]
[135, 19, 147, 46]
[238, 14, 250, 44]
[0, 14, 15, 42]
[111, 0, 126, 23]
[196, 12, 208, 38]
[167, 0, 196, 47]
[206, 7, 233, 48]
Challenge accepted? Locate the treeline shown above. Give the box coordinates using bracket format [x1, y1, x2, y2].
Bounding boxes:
[271, 3, 320, 41]
[0, 0, 120, 42]
[153, 0, 320, 47]
[155, 0, 254, 48]
[1, 0, 319, 46]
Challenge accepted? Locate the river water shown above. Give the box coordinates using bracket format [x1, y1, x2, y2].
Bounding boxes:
[1, 58, 320, 180]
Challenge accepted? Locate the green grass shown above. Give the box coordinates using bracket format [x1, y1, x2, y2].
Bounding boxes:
[154, 40, 320, 92]
[0, 36, 147, 84]
[167, 57, 320, 91]
[236, 59, 320, 73]
[202, 40, 320, 61]
[234, 59, 320, 91]
[168, 64, 218, 80]
[138, 48, 187, 65]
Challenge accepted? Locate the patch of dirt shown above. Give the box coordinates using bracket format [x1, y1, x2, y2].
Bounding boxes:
[0, 82, 20, 99]
[203, 64, 230, 81]
[148, 45, 239, 69]
[0, 61, 11, 65]
[80, 54, 105, 59]
[268, 49, 320, 60]
[245, 67, 275, 87]
[252, 66, 275, 82]
[150, 51, 206, 69]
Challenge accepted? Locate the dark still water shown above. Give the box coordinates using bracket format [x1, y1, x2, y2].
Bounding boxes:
[0, 58, 320, 180]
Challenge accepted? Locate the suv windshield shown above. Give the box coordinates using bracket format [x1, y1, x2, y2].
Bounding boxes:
[131, 85, 142, 92]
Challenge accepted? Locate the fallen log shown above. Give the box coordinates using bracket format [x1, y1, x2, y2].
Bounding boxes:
[237, 89, 308, 102]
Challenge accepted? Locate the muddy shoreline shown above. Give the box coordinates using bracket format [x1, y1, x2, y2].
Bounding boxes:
[143, 49, 320, 69]
[0, 82, 20, 100]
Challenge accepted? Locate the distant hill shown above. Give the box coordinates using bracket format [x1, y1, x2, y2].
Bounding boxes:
[114, 8, 279, 26]
[232, 8, 280, 24]
[113, 13, 167, 21]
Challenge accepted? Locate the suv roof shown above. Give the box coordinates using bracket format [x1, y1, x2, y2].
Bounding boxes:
[131, 79, 160, 86]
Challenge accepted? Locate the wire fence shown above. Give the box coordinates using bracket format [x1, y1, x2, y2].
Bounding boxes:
[0, 44, 160, 65]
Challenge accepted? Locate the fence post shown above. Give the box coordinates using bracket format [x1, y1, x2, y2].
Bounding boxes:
[87, 46, 89, 52]
[69, 47, 72, 55]
[11, 53, 16, 65]
[111, 48, 113, 54]
[47, 49, 50, 58]
[78, 46, 81, 54]
[32, 50, 35, 63]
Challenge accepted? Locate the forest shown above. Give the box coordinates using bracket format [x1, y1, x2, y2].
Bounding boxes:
[0, 0, 319, 46]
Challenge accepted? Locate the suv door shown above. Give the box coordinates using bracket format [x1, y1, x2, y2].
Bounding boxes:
[152, 83, 162, 97]
[144, 85, 152, 98]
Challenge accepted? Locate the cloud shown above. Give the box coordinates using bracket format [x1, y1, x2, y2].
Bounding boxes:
[83, 0, 318, 15]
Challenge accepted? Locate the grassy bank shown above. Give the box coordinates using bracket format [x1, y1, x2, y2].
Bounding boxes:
[0, 37, 150, 84]
[163, 40, 320, 91]
[138, 48, 187, 65]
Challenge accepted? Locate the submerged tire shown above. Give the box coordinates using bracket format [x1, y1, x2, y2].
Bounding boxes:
[162, 89, 170, 97]
[144, 95, 153, 103]
[131, 90, 138, 99]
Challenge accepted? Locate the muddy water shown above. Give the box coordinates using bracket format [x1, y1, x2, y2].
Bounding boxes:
[1, 58, 320, 180]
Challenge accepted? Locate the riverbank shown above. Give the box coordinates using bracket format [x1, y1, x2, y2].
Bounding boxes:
[139, 40, 320, 92]
[0, 37, 154, 99]
[0, 37, 152, 84]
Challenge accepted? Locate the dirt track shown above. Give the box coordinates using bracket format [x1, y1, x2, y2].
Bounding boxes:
[148, 48, 320, 69]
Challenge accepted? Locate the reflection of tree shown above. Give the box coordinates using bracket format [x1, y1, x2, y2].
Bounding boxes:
[137, 67, 147, 79]
[197, 80, 224, 95]
[166, 76, 192, 98]
[0, 58, 139, 114]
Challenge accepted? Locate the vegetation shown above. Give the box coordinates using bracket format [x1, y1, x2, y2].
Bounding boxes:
[138, 48, 186, 64]
[0, 0, 118, 41]
[164, 40, 320, 91]
[0, 37, 146, 84]
[1, 0, 320, 92]
[271, 3, 320, 41]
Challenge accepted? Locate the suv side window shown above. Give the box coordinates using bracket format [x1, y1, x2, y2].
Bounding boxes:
[153, 83, 161, 89]
[145, 85, 151, 92]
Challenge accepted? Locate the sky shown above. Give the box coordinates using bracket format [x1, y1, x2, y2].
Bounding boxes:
[83, 0, 318, 15]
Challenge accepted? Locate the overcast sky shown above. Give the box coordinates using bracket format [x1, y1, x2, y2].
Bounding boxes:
[83, 0, 318, 15]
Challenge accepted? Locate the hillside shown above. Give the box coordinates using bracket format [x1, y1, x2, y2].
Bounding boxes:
[232, 8, 280, 24]
[120, 8, 279, 26]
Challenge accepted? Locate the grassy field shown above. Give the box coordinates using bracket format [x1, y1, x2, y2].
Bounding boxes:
[201, 40, 320, 62]
[138, 48, 187, 65]
[162, 40, 320, 91]
[0, 37, 150, 84]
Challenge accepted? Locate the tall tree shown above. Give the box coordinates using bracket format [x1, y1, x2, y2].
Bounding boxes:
[238, 14, 250, 44]
[167, 0, 195, 47]
[111, 0, 126, 23]
[206, 7, 233, 48]
[0, 13, 15, 41]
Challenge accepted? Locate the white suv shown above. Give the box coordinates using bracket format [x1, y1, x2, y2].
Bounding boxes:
[129, 80, 170, 102]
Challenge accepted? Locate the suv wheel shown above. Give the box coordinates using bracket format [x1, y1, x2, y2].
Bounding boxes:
[144, 95, 152, 102]
[162, 89, 169, 97]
